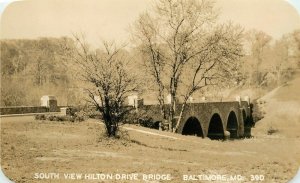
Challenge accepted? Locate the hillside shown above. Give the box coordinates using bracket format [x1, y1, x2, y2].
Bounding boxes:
[252, 71, 300, 138]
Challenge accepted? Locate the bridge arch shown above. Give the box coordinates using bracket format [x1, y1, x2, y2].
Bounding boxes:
[226, 111, 238, 138]
[242, 108, 253, 137]
[207, 113, 224, 140]
[182, 117, 204, 138]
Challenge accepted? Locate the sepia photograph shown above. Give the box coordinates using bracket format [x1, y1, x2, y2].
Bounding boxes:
[0, 0, 300, 182]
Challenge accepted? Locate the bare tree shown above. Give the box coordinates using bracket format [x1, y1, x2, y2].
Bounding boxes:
[72, 34, 138, 137]
[291, 30, 300, 67]
[174, 23, 243, 131]
[272, 36, 291, 85]
[133, 0, 243, 131]
[245, 30, 272, 87]
[133, 13, 167, 121]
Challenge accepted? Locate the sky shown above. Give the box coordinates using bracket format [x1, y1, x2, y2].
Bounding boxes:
[0, 0, 299, 46]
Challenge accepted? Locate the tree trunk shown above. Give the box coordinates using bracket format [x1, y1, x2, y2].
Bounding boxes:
[109, 124, 116, 137]
[174, 102, 186, 132]
[157, 86, 166, 121]
[169, 88, 176, 132]
[103, 95, 116, 137]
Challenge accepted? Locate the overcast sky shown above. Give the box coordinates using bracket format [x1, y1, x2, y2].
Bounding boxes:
[0, 0, 299, 46]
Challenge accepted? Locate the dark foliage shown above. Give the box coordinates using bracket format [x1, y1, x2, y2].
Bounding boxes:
[125, 108, 161, 129]
[34, 107, 88, 122]
[251, 100, 265, 123]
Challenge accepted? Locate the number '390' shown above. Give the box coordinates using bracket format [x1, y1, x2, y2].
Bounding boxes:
[250, 175, 264, 181]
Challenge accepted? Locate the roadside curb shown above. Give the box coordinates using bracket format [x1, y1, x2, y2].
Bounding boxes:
[0, 112, 61, 118]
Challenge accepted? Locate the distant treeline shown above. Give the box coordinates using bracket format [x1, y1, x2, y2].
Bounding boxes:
[1, 29, 300, 106]
[0, 37, 76, 106]
[239, 30, 300, 88]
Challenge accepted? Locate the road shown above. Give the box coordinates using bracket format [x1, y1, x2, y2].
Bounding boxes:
[0, 112, 61, 123]
[0, 115, 35, 123]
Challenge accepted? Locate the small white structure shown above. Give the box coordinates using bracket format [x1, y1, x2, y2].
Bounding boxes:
[244, 96, 250, 105]
[41, 95, 58, 112]
[41, 95, 57, 107]
[128, 94, 138, 107]
[235, 96, 241, 105]
[128, 93, 143, 108]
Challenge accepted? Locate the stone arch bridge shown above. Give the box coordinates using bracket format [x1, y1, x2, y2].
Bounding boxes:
[139, 99, 253, 139]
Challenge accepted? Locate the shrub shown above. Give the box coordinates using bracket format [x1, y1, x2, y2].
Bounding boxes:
[35, 114, 46, 120]
[72, 110, 88, 122]
[34, 113, 84, 122]
[138, 117, 154, 128]
[267, 126, 279, 135]
[56, 116, 69, 121]
[34, 106, 92, 122]
[85, 110, 102, 119]
[125, 108, 161, 129]
[66, 107, 78, 116]
[251, 100, 264, 123]
[47, 115, 55, 121]
[69, 115, 75, 122]
[75, 116, 85, 122]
